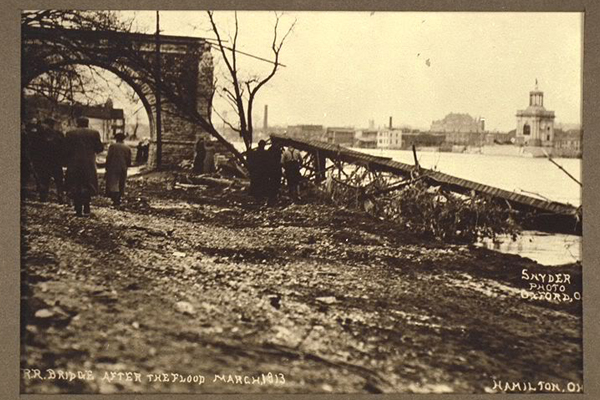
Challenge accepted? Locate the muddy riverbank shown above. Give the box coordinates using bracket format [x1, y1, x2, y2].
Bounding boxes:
[20, 171, 582, 394]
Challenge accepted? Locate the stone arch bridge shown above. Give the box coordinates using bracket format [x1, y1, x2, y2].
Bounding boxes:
[22, 26, 215, 167]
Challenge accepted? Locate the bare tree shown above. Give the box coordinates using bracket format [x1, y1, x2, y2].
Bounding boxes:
[207, 11, 296, 151]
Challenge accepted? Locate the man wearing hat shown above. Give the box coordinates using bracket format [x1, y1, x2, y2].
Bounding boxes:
[64, 117, 104, 217]
[105, 132, 132, 207]
[29, 117, 66, 203]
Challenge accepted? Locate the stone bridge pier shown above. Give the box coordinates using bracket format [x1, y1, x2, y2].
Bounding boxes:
[22, 27, 215, 168]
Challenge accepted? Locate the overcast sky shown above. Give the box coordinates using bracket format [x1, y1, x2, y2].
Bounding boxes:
[116, 11, 582, 132]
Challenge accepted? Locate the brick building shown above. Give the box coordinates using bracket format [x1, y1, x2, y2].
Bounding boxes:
[325, 127, 355, 146]
[286, 125, 326, 141]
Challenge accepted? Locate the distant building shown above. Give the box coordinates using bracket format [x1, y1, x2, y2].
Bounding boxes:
[553, 129, 582, 157]
[402, 132, 446, 149]
[445, 131, 484, 146]
[81, 99, 125, 142]
[515, 82, 555, 146]
[286, 125, 326, 141]
[23, 95, 125, 142]
[431, 113, 484, 134]
[355, 129, 378, 148]
[377, 128, 403, 149]
[325, 127, 355, 146]
[484, 130, 516, 145]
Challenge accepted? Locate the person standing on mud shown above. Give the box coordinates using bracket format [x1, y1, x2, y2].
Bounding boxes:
[266, 143, 283, 206]
[193, 137, 206, 173]
[136, 138, 149, 164]
[248, 140, 268, 199]
[203, 140, 217, 173]
[135, 140, 145, 165]
[29, 117, 66, 203]
[105, 133, 132, 207]
[281, 146, 302, 200]
[64, 117, 104, 217]
[142, 139, 150, 163]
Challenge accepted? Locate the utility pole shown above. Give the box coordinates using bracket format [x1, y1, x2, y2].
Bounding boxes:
[155, 10, 163, 168]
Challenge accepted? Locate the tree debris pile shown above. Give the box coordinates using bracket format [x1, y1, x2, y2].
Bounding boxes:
[20, 172, 581, 394]
[324, 172, 522, 244]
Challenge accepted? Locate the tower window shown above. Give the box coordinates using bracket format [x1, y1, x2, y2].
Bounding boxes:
[523, 124, 531, 135]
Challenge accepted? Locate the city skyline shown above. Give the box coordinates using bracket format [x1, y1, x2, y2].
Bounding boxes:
[49, 11, 582, 134]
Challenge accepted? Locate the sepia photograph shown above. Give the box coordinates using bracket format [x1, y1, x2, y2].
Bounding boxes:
[18, 8, 584, 395]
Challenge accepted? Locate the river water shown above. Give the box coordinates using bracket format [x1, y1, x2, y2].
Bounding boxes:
[355, 148, 582, 266]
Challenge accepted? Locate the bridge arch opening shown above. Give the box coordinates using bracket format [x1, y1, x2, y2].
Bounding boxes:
[22, 26, 216, 168]
[23, 63, 154, 165]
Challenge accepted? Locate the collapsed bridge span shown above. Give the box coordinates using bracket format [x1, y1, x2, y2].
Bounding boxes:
[270, 133, 581, 236]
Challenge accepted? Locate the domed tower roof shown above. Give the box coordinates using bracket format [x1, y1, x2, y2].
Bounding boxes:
[517, 80, 555, 118]
[524, 104, 547, 114]
[528, 79, 545, 109]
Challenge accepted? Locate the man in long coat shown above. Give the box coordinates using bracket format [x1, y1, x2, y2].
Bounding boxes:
[105, 133, 132, 207]
[281, 146, 302, 200]
[248, 140, 268, 199]
[29, 117, 66, 203]
[203, 141, 217, 173]
[192, 137, 206, 174]
[64, 117, 104, 217]
[266, 143, 283, 206]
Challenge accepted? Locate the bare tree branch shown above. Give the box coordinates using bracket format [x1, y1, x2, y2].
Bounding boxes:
[207, 11, 295, 150]
[213, 107, 242, 134]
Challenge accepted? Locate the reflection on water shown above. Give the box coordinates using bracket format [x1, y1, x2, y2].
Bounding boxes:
[478, 231, 581, 266]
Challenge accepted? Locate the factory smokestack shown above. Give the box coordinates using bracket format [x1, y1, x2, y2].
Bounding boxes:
[263, 105, 268, 131]
[389, 116, 393, 129]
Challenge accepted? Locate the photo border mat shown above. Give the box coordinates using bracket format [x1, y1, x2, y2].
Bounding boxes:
[1, 0, 598, 399]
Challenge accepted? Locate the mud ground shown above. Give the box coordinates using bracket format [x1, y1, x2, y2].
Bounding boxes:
[20, 171, 583, 394]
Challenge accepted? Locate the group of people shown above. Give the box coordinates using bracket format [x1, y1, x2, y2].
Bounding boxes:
[247, 140, 303, 205]
[22, 116, 132, 217]
[23, 117, 67, 204]
[22, 119, 304, 213]
[192, 137, 217, 174]
[135, 139, 150, 165]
